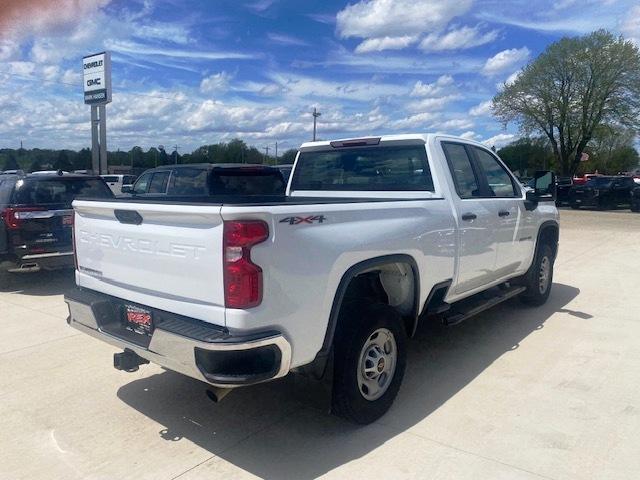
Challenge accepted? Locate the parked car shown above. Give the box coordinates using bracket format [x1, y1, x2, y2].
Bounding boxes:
[0, 172, 113, 273]
[631, 186, 640, 212]
[65, 134, 559, 424]
[555, 176, 573, 206]
[101, 174, 137, 195]
[274, 164, 293, 183]
[123, 163, 286, 197]
[569, 176, 636, 210]
[572, 173, 600, 185]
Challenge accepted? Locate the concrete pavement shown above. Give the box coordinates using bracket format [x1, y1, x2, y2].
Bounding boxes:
[1, 209, 639, 479]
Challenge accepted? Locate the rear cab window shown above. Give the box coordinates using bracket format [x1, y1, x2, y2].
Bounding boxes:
[211, 168, 285, 195]
[291, 145, 434, 192]
[12, 178, 114, 205]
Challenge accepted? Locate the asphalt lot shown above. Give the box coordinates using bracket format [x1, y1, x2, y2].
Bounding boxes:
[1, 208, 639, 480]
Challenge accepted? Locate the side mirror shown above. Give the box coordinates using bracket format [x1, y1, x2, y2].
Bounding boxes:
[524, 171, 556, 210]
[121, 185, 134, 194]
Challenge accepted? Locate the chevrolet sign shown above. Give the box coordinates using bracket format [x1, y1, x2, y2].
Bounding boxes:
[82, 51, 112, 105]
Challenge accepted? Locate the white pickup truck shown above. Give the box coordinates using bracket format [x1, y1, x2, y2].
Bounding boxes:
[65, 134, 559, 424]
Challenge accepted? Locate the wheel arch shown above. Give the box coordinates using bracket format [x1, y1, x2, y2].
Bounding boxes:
[536, 220, 559, 261]
[307, 254, 420, 376]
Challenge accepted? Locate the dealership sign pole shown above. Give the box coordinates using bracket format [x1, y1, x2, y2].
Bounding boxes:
[83, 52, 112, 174]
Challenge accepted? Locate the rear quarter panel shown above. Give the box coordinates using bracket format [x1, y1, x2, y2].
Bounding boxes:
[221, 199, 456, 368]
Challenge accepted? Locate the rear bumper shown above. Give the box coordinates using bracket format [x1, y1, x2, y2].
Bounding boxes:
[64, 286, 291, 387]
[1, 251, 74, 272]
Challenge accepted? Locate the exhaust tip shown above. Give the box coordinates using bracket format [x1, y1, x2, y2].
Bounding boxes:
[206, 387, 232, 403]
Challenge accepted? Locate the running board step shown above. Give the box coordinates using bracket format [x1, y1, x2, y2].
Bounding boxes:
[442, 285, 526, 326]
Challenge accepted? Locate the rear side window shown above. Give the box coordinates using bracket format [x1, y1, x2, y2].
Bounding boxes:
[0, 178, 16, 205]
[148, 172, 170, 194]
[442, 143, 480, 198]
[291, 146, 434, 191]
[167, 168, 209, 195]
[211, 169, 285, 195]
[13, 178, 113, 205]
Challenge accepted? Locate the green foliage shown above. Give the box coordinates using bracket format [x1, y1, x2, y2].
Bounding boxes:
[2, 152, 20, 171]
[497, 137, 555, 176]
[493, 30, 640, 175]
[278, 149, 297, 165]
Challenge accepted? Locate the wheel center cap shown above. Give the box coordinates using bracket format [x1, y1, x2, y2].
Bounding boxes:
[377, 358, 385, 372]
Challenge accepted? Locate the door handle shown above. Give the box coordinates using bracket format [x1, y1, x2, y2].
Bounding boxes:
[498, 210, 510, 217]
[461, 213, 477, 221]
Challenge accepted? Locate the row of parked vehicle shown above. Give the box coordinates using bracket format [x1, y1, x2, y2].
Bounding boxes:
[554, 175, 640, 211]
[0, 163, 292, 273]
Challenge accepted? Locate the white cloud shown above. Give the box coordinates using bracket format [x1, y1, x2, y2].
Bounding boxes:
[267, 33, 310, 46]
[481, 47, 530, 76]
[438, 118, 474, 131]
[419, 25, 499, 51]
[392, 112, 440, 130]
[355, 35, 418, 53]
[469, 100, 492, 116]
[407, 94, 461, 112]
[200, 72, 233, 94]
[410, 75, 454, 97]
[337, 0, 473, 52]
[483, 133, 517, 148]
[621, 5, 640, 45]
[460, 131, 481, 140]
[0, 39, 19, 61]
[106, 40, 254, 61]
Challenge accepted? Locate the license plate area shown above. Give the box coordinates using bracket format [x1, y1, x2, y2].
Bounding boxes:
[125, 305, 154, 336]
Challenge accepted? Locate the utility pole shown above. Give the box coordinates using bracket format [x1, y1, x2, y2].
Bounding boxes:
[312, 107, 321, 141]
[264, 146, 270, 164]
[275, 141, 278, 161]
[173, 145, 179, 164]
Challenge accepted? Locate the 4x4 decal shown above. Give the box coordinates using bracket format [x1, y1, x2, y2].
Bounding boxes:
[279, 215, 327, 225]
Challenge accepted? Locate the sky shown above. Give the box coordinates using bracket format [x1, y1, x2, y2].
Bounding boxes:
[0, 0, 639, 154]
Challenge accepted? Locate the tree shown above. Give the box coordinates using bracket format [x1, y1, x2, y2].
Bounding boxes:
[2, 153, 20, 171]
[493, 30, 640, 175]
[53, 151, 73, 171]
[278, 149, 297, 165]
[497, 137, 555, 176]
[29, 159, 43, 172]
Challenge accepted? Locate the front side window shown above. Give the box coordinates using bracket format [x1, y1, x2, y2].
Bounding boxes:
[473, 147, 519, 197]
[133, 173, 152, 194]
[148, 172, 170, 194]
[291, 145, 434, 191]
[442, 143, 480, 199]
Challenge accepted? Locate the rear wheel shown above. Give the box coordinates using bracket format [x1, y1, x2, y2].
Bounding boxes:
[332, 302, 407, 424]
[520, 244, 554, 306]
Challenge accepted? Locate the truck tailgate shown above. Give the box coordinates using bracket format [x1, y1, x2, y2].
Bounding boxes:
[73, 200, 226, 325]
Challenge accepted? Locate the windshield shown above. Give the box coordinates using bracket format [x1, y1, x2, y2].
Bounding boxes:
[12, 178, 114, 205]
[291, 145, 434, 191]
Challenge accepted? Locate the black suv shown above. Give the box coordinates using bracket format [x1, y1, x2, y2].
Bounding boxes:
[0, 172, 113, 273]
[632, 185, 640, 212]
[569, 176, 636, 210]
[123, 164, 286, 197]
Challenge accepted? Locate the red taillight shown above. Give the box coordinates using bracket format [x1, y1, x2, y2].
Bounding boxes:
[1, 207, 45, 230]
[223, 220, 269, 309]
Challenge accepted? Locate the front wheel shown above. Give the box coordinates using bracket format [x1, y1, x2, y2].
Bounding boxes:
[520, 244, 554, 306]
[332, 302, 407, 424]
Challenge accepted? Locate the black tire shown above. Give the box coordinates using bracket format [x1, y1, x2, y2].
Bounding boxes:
[520, 243, 554, 306]
[332, 302, 407, 424]
[631, 200, 640, 213]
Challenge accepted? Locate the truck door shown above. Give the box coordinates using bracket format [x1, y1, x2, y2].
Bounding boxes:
[469, 146, 532, 278]
[441, 142, 499, 295]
